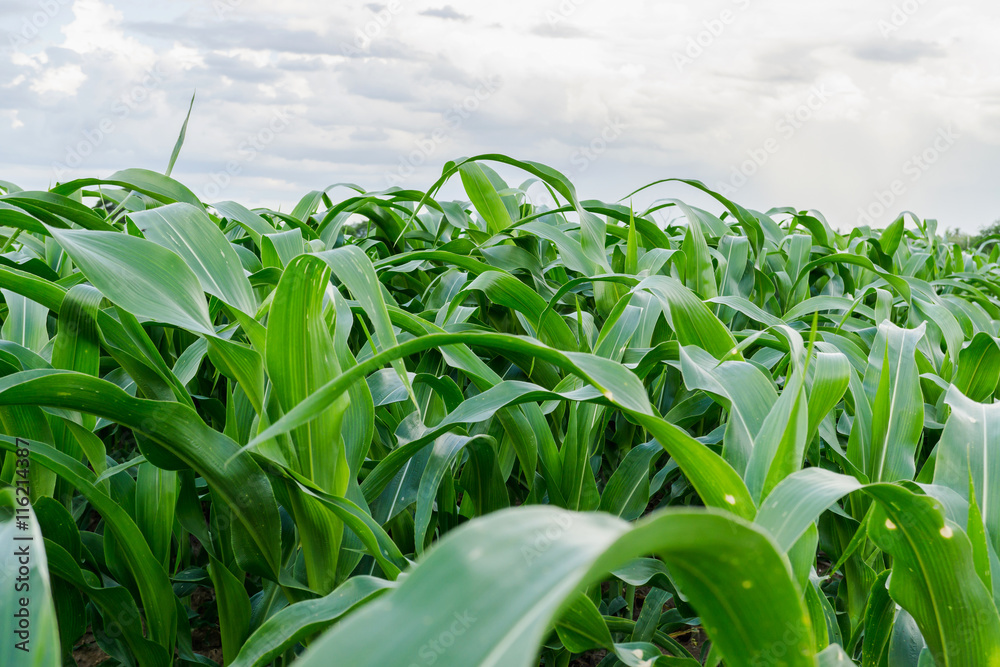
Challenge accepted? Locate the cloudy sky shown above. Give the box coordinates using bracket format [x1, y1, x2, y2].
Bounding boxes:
[1, 0, 998, 231]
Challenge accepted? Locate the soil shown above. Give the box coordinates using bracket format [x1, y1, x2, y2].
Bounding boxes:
[567, 582, 708, 666]
[71, 586, 224, 667]
[73, 632, 110, 667]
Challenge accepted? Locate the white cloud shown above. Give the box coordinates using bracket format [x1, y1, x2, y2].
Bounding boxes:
[214, 47, 272, 68]
[3, 110, 24, 129]
[166, 42, 206, 71]
[60, 0, 156, 69]
[0, 0, 999, 230]
[29, 62, 85, 95]
[7, 50, 45, 70]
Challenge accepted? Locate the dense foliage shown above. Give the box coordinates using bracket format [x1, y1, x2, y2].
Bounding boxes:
[1, 152, 999, 667]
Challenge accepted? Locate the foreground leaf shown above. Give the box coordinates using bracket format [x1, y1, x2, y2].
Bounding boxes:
[296, 506, 814, 667]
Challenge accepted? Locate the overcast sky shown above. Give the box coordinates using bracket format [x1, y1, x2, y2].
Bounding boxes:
[1, 0, 999, 232]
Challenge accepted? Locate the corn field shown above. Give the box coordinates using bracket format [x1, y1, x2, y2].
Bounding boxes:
[0, 150, 998, 667]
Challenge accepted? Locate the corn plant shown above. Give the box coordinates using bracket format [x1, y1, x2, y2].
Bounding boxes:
[0, 145, 998, 667]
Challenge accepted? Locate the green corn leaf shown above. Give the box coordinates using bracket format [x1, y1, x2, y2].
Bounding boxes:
[296, 507, 814, 667]
[207, 554, 252, 664]
[1, 290, 48, 354]
[678, 345, 776, 476]
[0, 436, 176, 652]
[132, 202, 257, 315]
[245, 333, 755, 518]
[43, 539, 169, 667]
[0, 372, 282, 578]
[954, 332, 1000, 401]
[858, 322, 926, 483]
[51, 168, 202, 207]
[637, 276, 738, 360]
[934, 385, 1000, 556]
[0, 486, 60, 666]
[48, 227, 216, 336]
[459, 162, 515, 235]
[165, 91, 195, 177]
[0, 191, 115, 232]
[230, 576, 393, 667]
[867, 484, 1000, 666]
